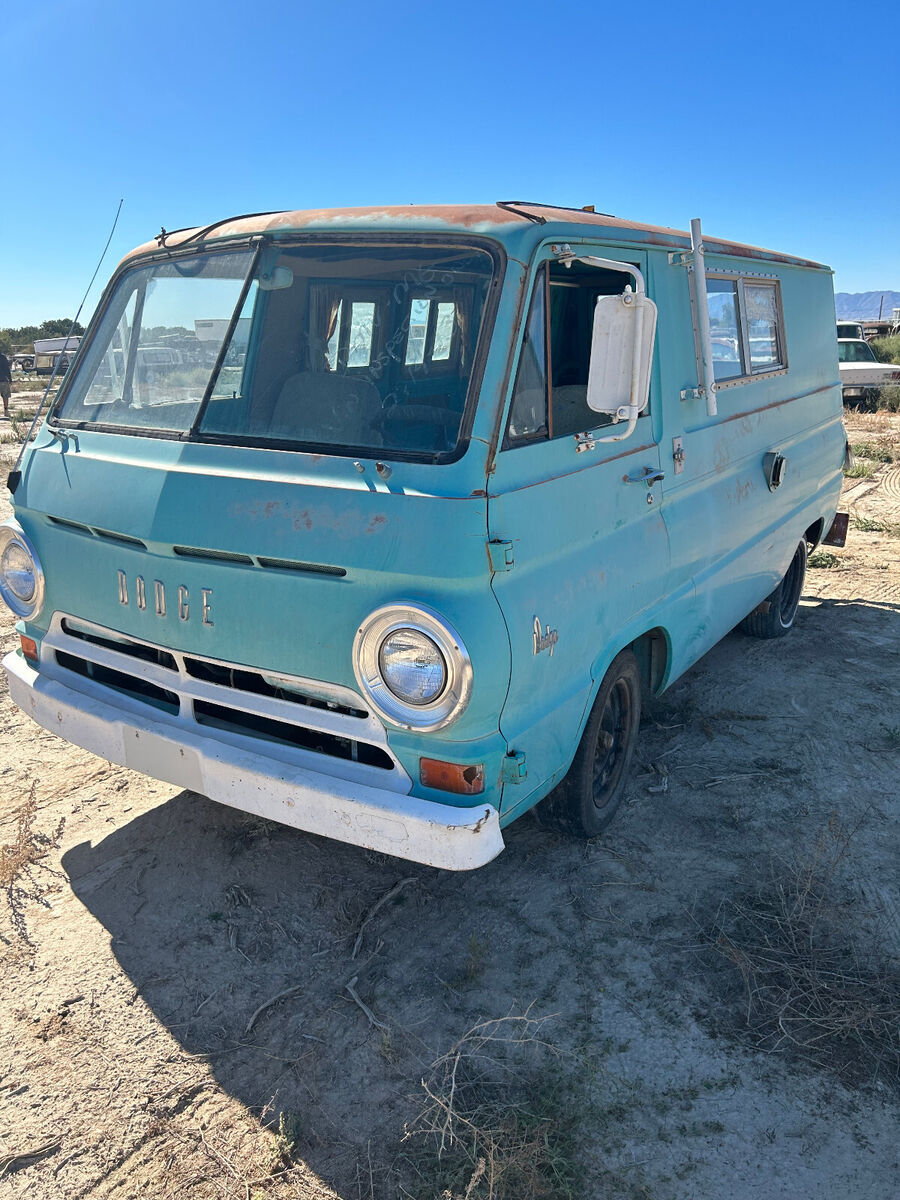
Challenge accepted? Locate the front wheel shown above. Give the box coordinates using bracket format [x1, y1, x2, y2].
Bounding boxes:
[537, 649, 641, 838]
[740, 539, 807, 639]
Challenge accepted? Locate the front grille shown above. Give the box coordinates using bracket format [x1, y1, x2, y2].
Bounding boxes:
[182, 656, 366, 718]
[56, 650, 180, 714]
[194, 700, 392, 768]
[46, 616, 403, 783]
[61, 619, 178, 670]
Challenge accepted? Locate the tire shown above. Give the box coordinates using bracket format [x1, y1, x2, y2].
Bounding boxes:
[739, 539, 807, 639]
[538, 648, 641, 838]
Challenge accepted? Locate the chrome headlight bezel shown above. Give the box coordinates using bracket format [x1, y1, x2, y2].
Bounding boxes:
[0, 520, 44, 620]
[353, 603, 473, 732]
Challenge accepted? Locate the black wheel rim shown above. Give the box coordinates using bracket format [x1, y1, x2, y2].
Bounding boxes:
[779, 547, 804, 624]
[592, 679, 633, 812]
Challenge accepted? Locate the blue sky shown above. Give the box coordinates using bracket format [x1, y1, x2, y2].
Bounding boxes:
[3, 0, 898, 327]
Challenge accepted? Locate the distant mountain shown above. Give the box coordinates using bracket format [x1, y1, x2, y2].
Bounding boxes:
[834, 291, 900, 319]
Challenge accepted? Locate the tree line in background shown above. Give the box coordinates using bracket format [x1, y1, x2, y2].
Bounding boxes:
[0, 319, 85, 355]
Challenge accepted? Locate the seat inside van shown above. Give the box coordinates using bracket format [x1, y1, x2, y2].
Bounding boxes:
[269, 371, 384, 444]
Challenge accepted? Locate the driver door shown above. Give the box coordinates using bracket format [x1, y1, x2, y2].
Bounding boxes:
[488, 245, 670, 814]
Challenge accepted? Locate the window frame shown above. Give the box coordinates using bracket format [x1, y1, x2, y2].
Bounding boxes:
[705, 270, 788, 388]
[49, 233, 505, 466]
[503, 253, 652, 450]
[502, 263, 551, 449]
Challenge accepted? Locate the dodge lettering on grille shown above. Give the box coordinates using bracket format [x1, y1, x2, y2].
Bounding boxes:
[117, 571, 213, 626]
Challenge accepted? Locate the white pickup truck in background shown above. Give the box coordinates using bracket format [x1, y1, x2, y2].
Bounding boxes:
[837, 338, 900, 405]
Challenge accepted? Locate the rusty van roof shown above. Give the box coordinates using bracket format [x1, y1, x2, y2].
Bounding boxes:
[121, 203, 829, 271]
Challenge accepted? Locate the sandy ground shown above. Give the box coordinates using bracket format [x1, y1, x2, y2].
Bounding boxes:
[0, 401, 897, 1200]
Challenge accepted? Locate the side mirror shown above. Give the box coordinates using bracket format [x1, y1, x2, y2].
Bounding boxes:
[586, 290, 657, 421]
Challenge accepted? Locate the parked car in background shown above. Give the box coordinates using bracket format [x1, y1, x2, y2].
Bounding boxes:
[837, 338, 900, 405]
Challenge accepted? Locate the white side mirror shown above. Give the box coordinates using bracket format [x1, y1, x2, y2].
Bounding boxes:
[586, 290, 657, 421]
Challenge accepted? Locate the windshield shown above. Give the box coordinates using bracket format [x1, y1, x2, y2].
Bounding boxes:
[55, 241, 496, 460]
[838, 340, 876, 363]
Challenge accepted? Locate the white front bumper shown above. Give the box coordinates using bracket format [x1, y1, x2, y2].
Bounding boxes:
[3, 651, 504, 871]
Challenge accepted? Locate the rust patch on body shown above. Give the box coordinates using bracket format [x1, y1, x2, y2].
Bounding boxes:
[471, 808, 492, 834]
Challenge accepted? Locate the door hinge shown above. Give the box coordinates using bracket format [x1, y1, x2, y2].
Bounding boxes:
[672, 436, 685, 474]
[488, 539, 514, 571]
[501, 752, 527, 784]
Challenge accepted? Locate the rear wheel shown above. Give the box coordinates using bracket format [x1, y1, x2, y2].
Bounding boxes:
[538, 649, 641, 838]
[740, 539, 807, 639]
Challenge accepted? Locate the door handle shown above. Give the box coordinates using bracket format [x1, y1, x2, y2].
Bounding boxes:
[624, 466, 665, 485]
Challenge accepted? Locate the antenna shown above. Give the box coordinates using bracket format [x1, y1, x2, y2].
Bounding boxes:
[8, 198, 125, 494]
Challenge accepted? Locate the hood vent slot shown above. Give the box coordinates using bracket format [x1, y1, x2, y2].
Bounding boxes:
[174, 545, 254, 565]
[92, 527, 147, 549]
[48, 516, 93, 536]
[257, 556, 346, 577]
[48, 517, 146, 549]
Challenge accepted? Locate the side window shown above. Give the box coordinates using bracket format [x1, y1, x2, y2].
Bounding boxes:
[505, 259, 643, 447]
[707, 279, 743, 380]
[705, 274, 786, 382]
[505, 267, 548, 443]
[744, 283, 782, 370]
[547, 264, 620, 437]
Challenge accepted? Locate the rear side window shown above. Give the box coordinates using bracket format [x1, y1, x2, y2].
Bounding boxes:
[706, 274, 786, 382]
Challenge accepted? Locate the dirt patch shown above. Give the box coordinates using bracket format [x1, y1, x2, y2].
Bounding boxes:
[0, 410, 897, 1199]
[702, 816, 900, 1094]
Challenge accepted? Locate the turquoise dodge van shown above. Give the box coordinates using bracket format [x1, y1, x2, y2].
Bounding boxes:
[0, 204, 847, 869]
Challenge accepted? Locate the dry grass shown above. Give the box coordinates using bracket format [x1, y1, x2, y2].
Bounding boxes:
[709, 819, 900, 1093]
[400, 1011, 579, 1200]
[0, 786, 66, 949]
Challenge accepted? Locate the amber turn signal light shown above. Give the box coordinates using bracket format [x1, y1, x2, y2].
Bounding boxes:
[419, 757, 485, 795]
[20, 635, 38, 662]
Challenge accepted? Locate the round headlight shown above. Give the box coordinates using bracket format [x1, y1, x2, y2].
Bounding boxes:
[378, 629, 446, 705]
[353, 603, 473, 731]
[0, 522, 44, 619]
[1, 541, 36, 604]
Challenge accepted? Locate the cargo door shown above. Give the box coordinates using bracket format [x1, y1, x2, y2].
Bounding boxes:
[487, 248, 670, 816]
